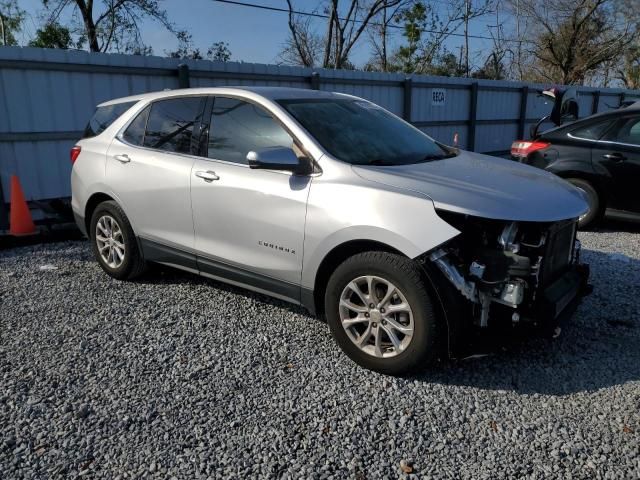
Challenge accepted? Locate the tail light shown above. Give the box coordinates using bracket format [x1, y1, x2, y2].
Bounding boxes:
[510, 141, 550, 159]
[70, 145, 82, 165]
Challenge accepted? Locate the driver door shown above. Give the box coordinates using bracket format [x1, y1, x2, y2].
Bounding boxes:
[190, 96, 311, 302]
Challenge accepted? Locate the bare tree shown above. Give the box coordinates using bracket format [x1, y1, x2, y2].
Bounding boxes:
[366, 0, 412, 71]
[283, 0, 404, 69]
[616, 45, 640, 89]
[460, 0, 494, 76]
[514, 0, 637, 85]
[279, 1, 324, 67]
[42, 0, 184, 53]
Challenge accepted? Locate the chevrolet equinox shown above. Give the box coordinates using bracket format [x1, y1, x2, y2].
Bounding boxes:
[71, 87, 591, 374]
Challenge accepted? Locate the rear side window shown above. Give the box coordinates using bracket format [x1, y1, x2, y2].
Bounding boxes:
[143, 97, 203, 154]
[122, 105, 150, 146]
[83, 101, 137, 138]
[570, 119, 614, 140]
[602, 116, 640, 146]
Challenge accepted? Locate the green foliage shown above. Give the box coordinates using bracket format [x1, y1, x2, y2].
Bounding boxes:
[0, 0, 24, 46]
[28, 22, 72, 49]
[207, 41, 232, 62]
[394, 2, 428, 73]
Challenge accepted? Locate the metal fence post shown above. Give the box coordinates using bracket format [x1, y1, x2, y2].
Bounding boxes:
[620, 92, 626, 107]
[310, 72, 320, 90]
[403, 77, 413, 122]
[177, 64, 190, 88]
[468, 82, 479, 151]
[592, 91, 600, 114]
[0, 177, 8, 231]
[518, 86, 529, 139]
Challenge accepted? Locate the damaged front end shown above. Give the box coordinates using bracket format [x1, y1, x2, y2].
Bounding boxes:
[423, 212, 592, 337]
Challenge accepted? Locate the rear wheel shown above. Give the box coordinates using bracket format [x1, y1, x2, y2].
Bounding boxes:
[568, 178, 601, 229]
[90, 201, 146, 280]
[325, 251, 439, 375]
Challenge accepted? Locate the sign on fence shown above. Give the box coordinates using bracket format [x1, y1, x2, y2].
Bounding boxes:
[431, 88, 446, 107]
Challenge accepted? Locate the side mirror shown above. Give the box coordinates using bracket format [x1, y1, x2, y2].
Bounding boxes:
[246, 147, 311, 175]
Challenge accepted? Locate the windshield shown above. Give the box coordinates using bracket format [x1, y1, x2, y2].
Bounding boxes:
[278, 98, 456, 166]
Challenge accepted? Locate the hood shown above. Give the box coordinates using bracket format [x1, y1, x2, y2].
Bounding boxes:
[352, 150, 588, 222]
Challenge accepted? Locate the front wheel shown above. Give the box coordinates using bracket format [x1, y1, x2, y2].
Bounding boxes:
[325, 251, 439, 375]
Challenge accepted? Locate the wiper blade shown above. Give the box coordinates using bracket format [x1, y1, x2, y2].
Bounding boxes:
[421, 151, 458, 162]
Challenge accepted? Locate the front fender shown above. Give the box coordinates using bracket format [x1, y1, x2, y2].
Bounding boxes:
[300, 179, 460, 289]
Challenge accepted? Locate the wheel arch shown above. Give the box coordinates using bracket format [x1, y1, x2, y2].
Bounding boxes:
[552, 170, 608, 206]
[84, 192, 117, 234]
[309, 239, 404, 317]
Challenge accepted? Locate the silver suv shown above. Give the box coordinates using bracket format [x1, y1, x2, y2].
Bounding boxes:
[71, 87, 591, 374]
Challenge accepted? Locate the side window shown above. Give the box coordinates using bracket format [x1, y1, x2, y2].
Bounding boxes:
[122, 105, 150, 146]
[602, 116, 640, 146]
[570, 120, 614, 140]
[83, 101, 137, 138]
[143, 97, 203, 154]
[207, 97, 293, 164]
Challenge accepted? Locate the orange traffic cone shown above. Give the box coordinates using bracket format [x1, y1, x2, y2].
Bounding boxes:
[9, 175, 37, 236]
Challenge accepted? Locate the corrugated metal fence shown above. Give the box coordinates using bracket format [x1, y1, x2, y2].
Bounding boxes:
[1, 46, 639, 212]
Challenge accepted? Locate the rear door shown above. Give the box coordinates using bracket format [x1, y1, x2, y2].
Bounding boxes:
[591, 114, 640, 213]
[106, 96, 206, 252]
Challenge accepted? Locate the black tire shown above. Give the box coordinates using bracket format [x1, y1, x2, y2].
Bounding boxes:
[89, 200, 146, 280]
[325, 251, 439, 375]
[567, 178, 602, 229]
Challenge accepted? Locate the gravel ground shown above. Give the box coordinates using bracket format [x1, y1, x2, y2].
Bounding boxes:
[1, 227, 639, 479]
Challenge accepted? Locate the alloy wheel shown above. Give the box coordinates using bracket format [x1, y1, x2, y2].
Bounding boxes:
[339, 275, 414, 358]
[95, 215, 126, 269]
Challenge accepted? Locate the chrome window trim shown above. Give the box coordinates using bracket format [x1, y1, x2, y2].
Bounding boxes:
[566, 132, 598, 143]
[566, 133, 640, 149]
[115, 93, 207, 153]
[115, 92, 320, 176]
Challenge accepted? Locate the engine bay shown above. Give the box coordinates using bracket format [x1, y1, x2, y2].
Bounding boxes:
[426, 212, 586, 328]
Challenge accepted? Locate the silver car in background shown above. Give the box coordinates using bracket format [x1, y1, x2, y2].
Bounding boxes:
[71, 87, 591, 374]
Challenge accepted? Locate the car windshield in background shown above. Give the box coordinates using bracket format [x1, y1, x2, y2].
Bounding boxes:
[278, 99, 455, 166]
[83, 101, 138, 138]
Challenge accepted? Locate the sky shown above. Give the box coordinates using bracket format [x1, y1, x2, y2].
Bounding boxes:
[16, 0, 500, 68]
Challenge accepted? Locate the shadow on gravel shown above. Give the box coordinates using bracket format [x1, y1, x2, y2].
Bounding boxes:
[589, 217, 640, 234]
[410, 248, 640, 396]
[137, 247, 639, 397]
[136, 263, 314, 319]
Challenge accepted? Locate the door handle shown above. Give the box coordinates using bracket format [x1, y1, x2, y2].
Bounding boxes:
[114, 154, 131, 164]
[195, 170, 220, 182]
[602, 152, 626, 162]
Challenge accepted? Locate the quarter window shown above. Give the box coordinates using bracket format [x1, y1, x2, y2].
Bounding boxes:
[83, 101, 137, 138]
[143, 97, 203, 154]
[122, 105, 150, 146]
[207, 97, 293, 164]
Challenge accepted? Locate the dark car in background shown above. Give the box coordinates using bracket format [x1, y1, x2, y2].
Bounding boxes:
[511, 102, 640, 228]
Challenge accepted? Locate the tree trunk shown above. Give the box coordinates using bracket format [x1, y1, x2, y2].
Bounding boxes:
[0, 14, 5, 46]
[323, 6, 335, 68]
[75, 0, 100, 52]
[464, 0, 470, 77]
[381, 7, 388, 72]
